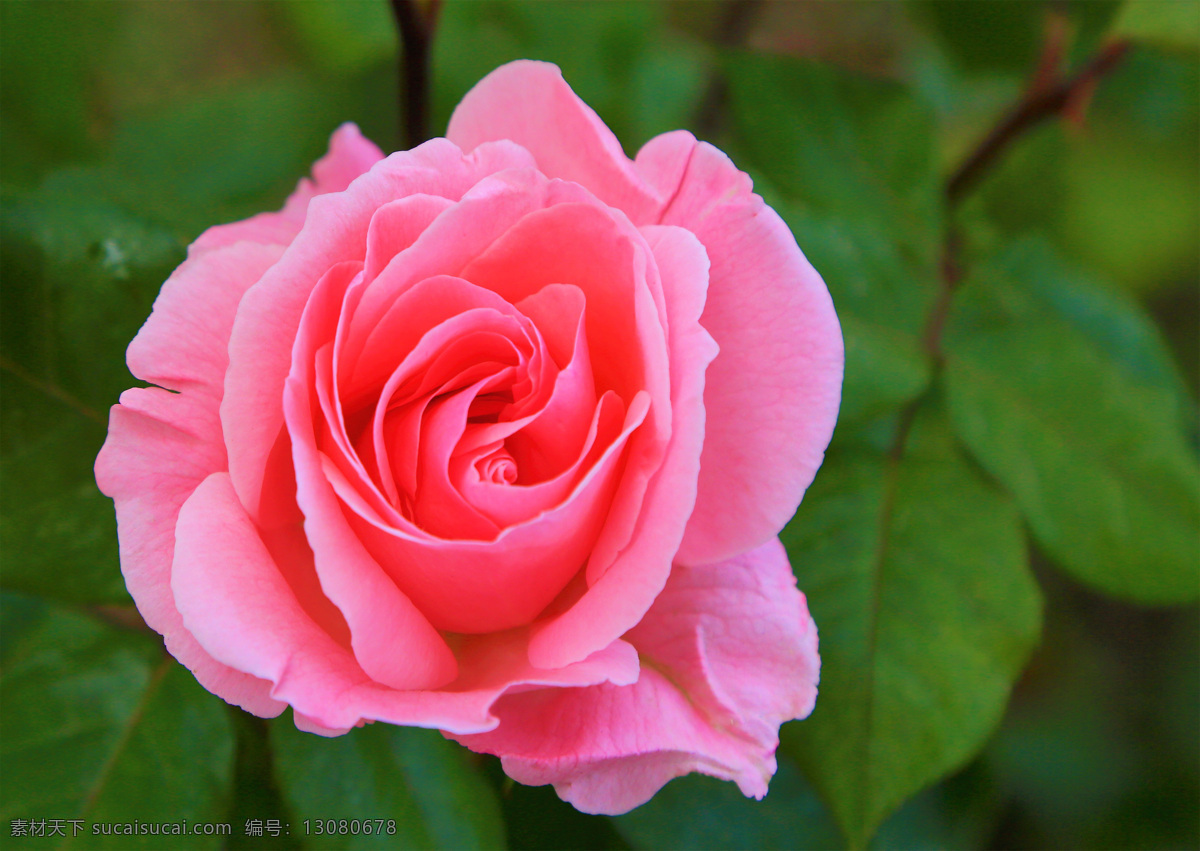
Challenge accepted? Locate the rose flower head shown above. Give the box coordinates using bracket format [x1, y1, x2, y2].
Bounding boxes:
[95, 60, 843, 814]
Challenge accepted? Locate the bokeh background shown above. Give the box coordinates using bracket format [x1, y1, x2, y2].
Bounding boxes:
[1, 1, 1197, 849]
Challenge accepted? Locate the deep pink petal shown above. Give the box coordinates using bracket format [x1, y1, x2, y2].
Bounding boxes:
[284, 265, 459, 691]
[223, 139, 535, 520]
[652, 140, 843, 565]
[528, 225, 717, 668]
[453, 538, 818, 815]
[343, 391, 648, 633]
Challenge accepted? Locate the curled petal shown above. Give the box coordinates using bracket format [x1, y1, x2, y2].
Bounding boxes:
[453, 538, 818, 814]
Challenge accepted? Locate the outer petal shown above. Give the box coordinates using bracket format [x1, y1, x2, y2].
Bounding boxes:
[652, 139, 843, 566]
[190, 124, 385, 254]
[453, 538, 819, 815]
[95, 241, 291, 717]
[447, 61, 666, 223]
[170, 472, 639, 735]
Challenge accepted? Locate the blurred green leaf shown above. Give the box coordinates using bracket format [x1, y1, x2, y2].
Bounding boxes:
[781, 410, 1043, 848]
[0, 379, 126, 605]
[613, 756, 841, 850]
[1, 172, 183, 409]
[1009, 239, 1195, 430]
[725, 53, 941, 428]
[0, 170, 183, 606]
[0, 1, 118, 186]
[432, 1, 708, 151]
[271, 720, 505, 850]
[273, 0, 396, 74]
[724, 50, 941, 265]
[107, 71, 350, 237]
[0, 593, 234, 847]
[1111, 0, 1200, 52]
[943, 241, 1200, 603]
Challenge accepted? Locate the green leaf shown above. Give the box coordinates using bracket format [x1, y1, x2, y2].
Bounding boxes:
[271, 719, 505, 850]
[0, 1, 119, 186]
[0, 593, 234, 847]
[613, 756, 841, 850]
[0, 378, 127, 604]
[724, 54, 941, 427]
[724, 50, 941, 266]
[274, 0, 397, 74]
[943, 241, 1200, 603]
[1111, 0, 1200, 53]
[1008, 239, 1195, 431]
[0, 168, 184, 606]
[781, 409, 1043, 848]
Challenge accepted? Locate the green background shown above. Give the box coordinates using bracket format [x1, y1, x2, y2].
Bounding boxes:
[2, 1, 1197, 848]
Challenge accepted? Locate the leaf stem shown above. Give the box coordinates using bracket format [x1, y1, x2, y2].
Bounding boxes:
[389, 0, 442, 148]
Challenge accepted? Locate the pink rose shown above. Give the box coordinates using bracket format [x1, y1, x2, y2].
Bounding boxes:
[95, 60, 842, 814]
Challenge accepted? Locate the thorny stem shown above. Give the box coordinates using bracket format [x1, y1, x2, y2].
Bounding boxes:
[390, 0, 442, 148]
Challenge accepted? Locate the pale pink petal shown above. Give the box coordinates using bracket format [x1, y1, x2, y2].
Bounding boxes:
[127, 242, 285, 400]
[651, 140, 843, 566]
[95, 239, 293, 717]
[452, 670, 764, 815]
[192, 124, 384, 254]
[223, 139, 535, 520]
[528, 225, 716, 669]
[170, 471, 638, 733]
[95, 390, 283, 718]
[626, 537, 820, 750]
[447, 61, 665, 222]
[453, 538, 818, 815]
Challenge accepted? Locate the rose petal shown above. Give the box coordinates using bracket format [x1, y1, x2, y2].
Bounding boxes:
[96, 391, 284, 718]
[170, 471, 638, 734]
[285, 265, 460, 691]
[95, 239, 293, 718]
[363, 193, 456, 282]
[447, 61, 665, 223]
[528, 224, 716, 669]
[646, 139, 844, 565]
[223, 139, 536, 520]
[453, 538, 818, 815]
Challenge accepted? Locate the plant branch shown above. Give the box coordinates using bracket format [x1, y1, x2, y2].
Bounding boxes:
[695, 0, 765, 139]
[946, 38, 1130, 206]
[888, 32, 1131, 464]
[390, 0, 442, 148]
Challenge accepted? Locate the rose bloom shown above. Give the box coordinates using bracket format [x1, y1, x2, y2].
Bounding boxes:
[95, 61, 842, 814]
